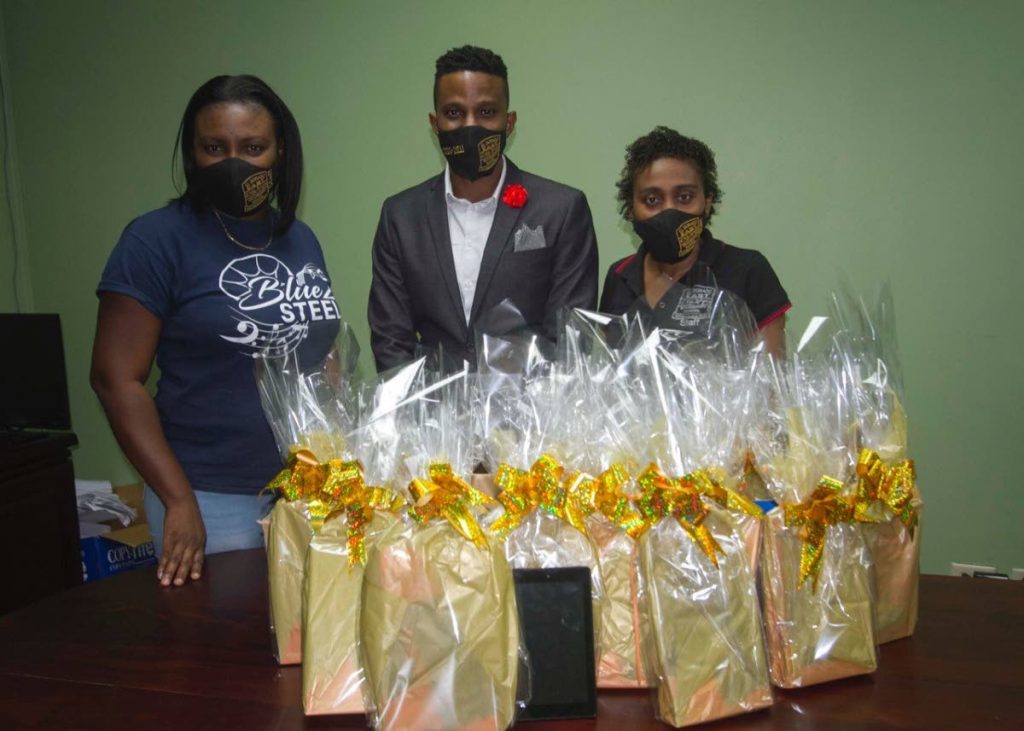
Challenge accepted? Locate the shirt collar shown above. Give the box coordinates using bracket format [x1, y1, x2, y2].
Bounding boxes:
[620, 248, 644, 297]
[444, 156, 507, 209]
[696, 230, 722, 267]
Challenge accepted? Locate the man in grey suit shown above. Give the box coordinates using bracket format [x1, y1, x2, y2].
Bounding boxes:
[368, 45, 599, 371]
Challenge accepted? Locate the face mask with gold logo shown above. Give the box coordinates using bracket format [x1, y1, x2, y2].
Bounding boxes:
[437, 125, 506, 182]
[194, 157, 274, 218]
[633, 209, 705, 264]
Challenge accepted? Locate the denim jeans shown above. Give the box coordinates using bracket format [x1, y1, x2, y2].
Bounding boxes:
[144, 485, 275, 558]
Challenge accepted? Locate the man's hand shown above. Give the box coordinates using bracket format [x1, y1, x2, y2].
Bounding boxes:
[157, 500, 207, 587]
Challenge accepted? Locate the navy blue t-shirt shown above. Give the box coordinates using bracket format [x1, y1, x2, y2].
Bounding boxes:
[98, 202, 341, 494]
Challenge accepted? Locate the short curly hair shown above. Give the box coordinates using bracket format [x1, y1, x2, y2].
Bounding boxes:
[615, 126, 723, 223]
[434, 45, 509, 107]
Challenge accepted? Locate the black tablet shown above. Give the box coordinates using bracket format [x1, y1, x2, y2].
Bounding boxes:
[513, 566, 597, 721]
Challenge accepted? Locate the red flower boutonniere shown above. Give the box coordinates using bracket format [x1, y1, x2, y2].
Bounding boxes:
[501, 183, 528, 208]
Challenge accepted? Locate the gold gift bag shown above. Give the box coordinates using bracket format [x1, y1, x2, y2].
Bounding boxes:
[267, 498, 314, 665]
[735, 510, 763, 576]
[638, 469, 772, 727]
[700, 465, 765, 576]
[761, 498, 878, 688]
[264, 446, 331, 666]
[574, 464, 653, 689]
[360, 468, 520, 731]
[589, 516, 652, 688]
[266, 448, 395, 667]
[855, 447, 922, 644]
[303, 511, 397, 716]
[862, 502, 920, 643]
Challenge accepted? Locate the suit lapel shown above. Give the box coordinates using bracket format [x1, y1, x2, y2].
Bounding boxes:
[425, 175, 466, 332]
[470, 160, 524, 323]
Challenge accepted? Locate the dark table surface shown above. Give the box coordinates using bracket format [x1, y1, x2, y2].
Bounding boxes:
[0, 549, 1021, 730]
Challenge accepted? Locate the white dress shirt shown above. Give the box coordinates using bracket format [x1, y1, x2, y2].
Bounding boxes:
[444, 157, 508, 323]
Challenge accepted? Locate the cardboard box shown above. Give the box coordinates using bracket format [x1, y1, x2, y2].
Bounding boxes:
[80, 483, 156, 582]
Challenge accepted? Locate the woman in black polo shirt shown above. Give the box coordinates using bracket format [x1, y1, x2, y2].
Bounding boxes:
[600, 127, 790, 355]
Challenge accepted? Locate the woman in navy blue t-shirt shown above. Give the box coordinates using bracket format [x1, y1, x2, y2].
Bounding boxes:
[92, 76, 340, 587]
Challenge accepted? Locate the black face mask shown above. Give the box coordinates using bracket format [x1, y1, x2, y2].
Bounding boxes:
[437, 125, 506, 181]
[194, 157, 274, 218]
[633, 208, 705, 264]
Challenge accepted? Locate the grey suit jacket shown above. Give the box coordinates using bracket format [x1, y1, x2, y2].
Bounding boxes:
[368, 159, 598, 371]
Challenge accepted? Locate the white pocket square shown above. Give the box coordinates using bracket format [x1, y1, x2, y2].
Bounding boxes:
[513, 224, 547, 252]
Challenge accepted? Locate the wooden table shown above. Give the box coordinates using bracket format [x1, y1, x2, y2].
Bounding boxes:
[0, 549, 1021, 730]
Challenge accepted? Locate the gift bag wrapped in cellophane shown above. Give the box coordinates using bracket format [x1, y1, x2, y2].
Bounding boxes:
[478, 331, 605, 666]
[300, 378, 412, 716]
[622, 295, 768, 566]
[671, 326, 768, 575]
[302, 505, 400, 715]
[830, 285, 922, 643]
[753, 327, 878, 688]
[556, 309, 653, 689]
[630, 327, 772, 726]
[256, 326, 361, 665]
[359, 360, 525, 731]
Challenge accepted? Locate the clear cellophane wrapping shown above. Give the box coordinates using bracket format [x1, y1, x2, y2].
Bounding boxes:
[359, 361, 525, 731]
[478, 328, 611, 702]
[558, 310, 652, 689]
[618, 277, 760, 368]
[255, 328, 360, 665]
[299, 360, 418, 716]
[630, 327, 772, 726]
[302, 506, 395, 715]
[263, 499, 309, 665]
[831, 285, 921, 643]
[753, 323, 878, 688]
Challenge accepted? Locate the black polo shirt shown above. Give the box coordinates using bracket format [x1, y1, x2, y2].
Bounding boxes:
[599, 232, 790, 329]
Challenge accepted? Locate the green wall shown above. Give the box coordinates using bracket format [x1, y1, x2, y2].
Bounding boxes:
[1, 0, 1021, 575]
[0, 6, 31, 311]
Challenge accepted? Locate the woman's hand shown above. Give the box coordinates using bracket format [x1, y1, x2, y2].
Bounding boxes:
[158, 498, 207, 586]
[92, 293, 205, 587]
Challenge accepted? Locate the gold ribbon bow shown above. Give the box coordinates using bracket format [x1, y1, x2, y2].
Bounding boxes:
[783, 477, 856, 591]
[634, 464, 723, 568]
[266, 447, 326, 503]
[687, 465, 764, 520]
[572, 462, 647, 539]
[490, 454, 590, 539]
[266, 447, 404, 566]
[855, 449, 918, 534]
[408, 463, 495, 550]
[323, 461, 405, 567]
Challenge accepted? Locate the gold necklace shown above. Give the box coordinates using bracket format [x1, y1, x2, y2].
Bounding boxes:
[213, 209, 274, 251]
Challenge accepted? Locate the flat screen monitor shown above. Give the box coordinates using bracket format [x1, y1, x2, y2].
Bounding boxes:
[513, 566, 597, 721]
[0, 313, 72, 431]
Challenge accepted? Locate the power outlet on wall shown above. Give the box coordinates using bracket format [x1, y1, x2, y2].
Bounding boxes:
[1011, 569, 1024, 581]
[949, 562, 997, 577]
